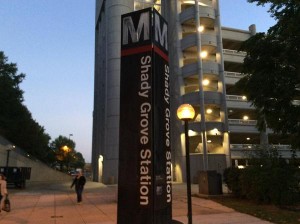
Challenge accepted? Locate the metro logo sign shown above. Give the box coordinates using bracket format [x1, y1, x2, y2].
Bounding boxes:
[118, 8, 171, 224]
[122, 11, 150, 45]
[154, 12, 168, 51]
[121, 8, 168, 53]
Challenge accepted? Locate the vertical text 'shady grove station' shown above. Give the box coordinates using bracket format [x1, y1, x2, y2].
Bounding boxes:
[92, 0, 299, 184]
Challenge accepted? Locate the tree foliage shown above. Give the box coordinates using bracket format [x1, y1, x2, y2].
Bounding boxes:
[224, 146, 300, 206]
[0, 51, 51, 160]
[236, 1, 300, 148]
[50, 135, 85, 171]
[0, 51, 86, 170]
[73, 152, 86, 169]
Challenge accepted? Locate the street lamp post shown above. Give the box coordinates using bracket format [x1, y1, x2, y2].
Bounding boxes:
[6, 145, 15, 178]
[177, 104, 196, 224]
[62, 145, 70, 172]
[68, 134, 73, 171]
[62, 134, 73, 173]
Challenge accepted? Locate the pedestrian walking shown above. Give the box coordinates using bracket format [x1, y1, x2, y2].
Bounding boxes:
[0, 173, 8, 213]
[70, 170, 86, 204]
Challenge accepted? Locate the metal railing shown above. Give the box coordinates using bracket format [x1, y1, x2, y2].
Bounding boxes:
[223, 49, 247, 56]
[226, 95, 248, 101]
[228, 119, 257, 126]
[224, 71, 245, 78]
[231, 144, 292, 151]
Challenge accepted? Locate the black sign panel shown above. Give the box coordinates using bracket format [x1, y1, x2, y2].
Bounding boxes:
[118, 8, 171, 224]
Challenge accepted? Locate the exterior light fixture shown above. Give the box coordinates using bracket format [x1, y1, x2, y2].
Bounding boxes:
[207, 140, 212, 143]
[198, 25, 204, 32]
[183, 0, 208, 6]
[6, 145, 15, 177]
[206, 108, 212, 114]
[200, 51, 208, 59]
[243, 115, 249, 120]
[202, 79, 210, 86]
[62, 145, 71, 172]
[177, 104, 195, 121]
[188, 130, 198, 136]
[177, 104, 195, 224]
[246, 137, 250, 141]
[62, 145, 70, 152]
[213, 128, 218, 135]
[242, 96, 247, 100]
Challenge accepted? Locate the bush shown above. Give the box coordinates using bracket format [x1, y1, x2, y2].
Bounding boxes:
[223, 167, 242, 196]
[224, 146, 300, 206]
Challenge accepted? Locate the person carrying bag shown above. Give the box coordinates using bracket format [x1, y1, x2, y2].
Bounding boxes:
[0, 173, 9, 213]
[2, 195, 10, 212]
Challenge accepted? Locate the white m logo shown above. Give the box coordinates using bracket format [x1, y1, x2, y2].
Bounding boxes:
[154, 13, 168, 51]
[122, 11, 150, 45]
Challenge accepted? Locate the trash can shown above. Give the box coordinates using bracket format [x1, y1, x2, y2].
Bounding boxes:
[198, 170, 222, 195]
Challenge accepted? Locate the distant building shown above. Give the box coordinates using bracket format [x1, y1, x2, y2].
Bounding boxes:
[92, 0, 298, 184]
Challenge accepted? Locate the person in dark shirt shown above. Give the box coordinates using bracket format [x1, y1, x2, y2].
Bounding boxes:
[70, 171, 86, 204]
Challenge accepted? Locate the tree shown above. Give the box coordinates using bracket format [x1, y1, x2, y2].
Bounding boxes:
[50, 135, 85, 171]
[50, 135, 75, 171]
[0, 51, 25, 136]
[0, 52, 86, 167]
[72, 152, 85, 170]
[236, 1, 300, 148]
[224, 145, 300, 206]
[0, 51, 51, 160]
[247, 0, 300, 80]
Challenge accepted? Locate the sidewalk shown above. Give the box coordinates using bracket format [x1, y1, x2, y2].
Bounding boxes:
[0, 181, 273, 224]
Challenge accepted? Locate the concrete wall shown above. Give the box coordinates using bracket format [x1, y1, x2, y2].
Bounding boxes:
[92, 0, 133, 184]
[0, 136, 72, 182]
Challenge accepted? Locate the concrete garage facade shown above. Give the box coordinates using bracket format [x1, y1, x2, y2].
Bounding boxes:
[92, 0, 298, 184]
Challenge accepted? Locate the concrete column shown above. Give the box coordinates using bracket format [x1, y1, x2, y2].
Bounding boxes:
[92, 0, 133, 184]
[195, 0, 208, 170]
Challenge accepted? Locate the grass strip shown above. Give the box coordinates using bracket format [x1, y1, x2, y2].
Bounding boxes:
[212, 197, 300, 224]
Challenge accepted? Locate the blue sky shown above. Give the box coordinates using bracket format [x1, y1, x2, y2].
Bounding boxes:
[0, 1, 275, 162]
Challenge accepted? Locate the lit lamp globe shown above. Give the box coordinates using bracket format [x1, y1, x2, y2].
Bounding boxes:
[177, 104, 195, 121]
[62, 145, 70, 152]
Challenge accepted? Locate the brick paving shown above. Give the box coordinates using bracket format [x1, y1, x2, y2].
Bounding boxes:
[0, 181, 273, 224]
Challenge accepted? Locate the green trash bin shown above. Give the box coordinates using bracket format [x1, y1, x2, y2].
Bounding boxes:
[198, 170, 222, 195]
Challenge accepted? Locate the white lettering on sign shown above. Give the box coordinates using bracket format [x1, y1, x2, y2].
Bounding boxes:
[165, 108, 170, 148]
[139, 56, 151, 98]
[140, 149, 152, 205]
[164, 65, 170, 104]
[140, 102, 151, 145]
[166, 151, 172, 203]
[164, 64, 172, 203]
[139, 55, 152, 206]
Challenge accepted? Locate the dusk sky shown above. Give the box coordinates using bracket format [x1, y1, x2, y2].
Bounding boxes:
[0, 1, 275, 162]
